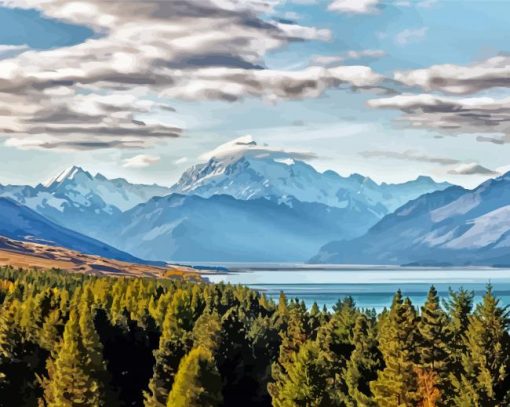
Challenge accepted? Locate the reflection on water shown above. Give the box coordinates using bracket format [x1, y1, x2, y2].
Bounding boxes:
[206, 267, 510, 311]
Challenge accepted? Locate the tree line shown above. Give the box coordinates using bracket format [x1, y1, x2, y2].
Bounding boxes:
[0, 266, 509, 406]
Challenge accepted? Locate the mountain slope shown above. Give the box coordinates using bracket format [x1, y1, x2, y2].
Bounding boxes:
[99, 193, 380, 262]
[0, 236, 198, 279]
[0, 166, 170, 239]
[0, 197, 142, 263]
[311, 172, 510, 266]
[170, 136, 451, 216]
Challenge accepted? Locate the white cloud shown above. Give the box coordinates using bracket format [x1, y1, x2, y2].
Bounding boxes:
[328, 0, 380, 14]
[0, 44, 28, 56]
[310, 49, 385, 66]
[199, 135, 317, 162]
[395, 27, 428, 45]
[122, 154, 161, 168]
[0, 0, 381, 151]
[175, 157, 189, 165]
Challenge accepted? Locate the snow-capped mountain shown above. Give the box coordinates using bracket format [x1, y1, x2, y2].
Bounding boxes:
[170, 136, 451, 217]
[0, 140, 456, 263]
[42, 166, 170, 211]
[0, 197, 141, 263]
[311, 171, 510, 266]
[0, 166, 170, 239]
[99, 193, 381, 262]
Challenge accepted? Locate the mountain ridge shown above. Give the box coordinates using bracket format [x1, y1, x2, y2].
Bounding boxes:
[0, 197, 145, 264]
[311, 172, 510, 266]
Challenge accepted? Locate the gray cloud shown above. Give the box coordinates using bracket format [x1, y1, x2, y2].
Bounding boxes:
[360, 149, 498, 176]
[394, 55, 510, 95]
[368, 94, 510, 142]
[448, 163, 499, 176]
[0, 0, 381, 151]
[360, 149, 460, 165]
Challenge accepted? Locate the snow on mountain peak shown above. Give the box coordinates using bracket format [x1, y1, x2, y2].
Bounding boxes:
[43, 166, 90, 187]
[170, 136, 452, 213]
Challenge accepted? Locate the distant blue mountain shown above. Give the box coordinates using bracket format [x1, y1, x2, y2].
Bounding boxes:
[0, 166, 170, 241]
[311, 172, 510, 267]
[99, 193, 381, 262]
[0, 197, 143, 263]
[0, 138, 453, 263]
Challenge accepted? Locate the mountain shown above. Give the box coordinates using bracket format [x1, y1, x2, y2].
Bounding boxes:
[0, 140, 453, 264]
[98, 193, 381, 262]
[169, 136, 451, 216]
[0, 166, 170, 239]
[0, 197, 142, 263]
[311, 172, 510, 267]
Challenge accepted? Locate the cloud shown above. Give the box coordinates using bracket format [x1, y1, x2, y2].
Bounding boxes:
[0, 44, 29, 57]
[394, 55, 510, 95]
[368, 93, 510, 142]
[199, 135, 318, 162]
[395, 0, 438, 8]
[328, 0, 380, 14]
[0, 0, 381, 151]
[310, 49, 385, 67]
[360, 149, 460, 165]
[395, 27, 428, 45]
[122, 154, 161, 168]
[448, 163, 499, 176]
[175, 157, 189, 165]
[361, 149, 498, 176]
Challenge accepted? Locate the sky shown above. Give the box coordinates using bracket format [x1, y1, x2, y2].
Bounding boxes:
[0, 0, 510, 188]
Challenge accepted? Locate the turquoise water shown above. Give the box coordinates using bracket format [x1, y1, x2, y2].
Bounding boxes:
[206, 267, 510, 311]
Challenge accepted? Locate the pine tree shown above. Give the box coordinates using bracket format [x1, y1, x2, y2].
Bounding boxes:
[308, 302, 322, 338]
[166, 347, 222, 407]
[342, 314, 382, 406]
[0, 300, 45, 405]
[443, 287, 474, 377]
[332, 296, 358, 343]
[370, 292, 421, 406]
[78, 289, 110, 399]
[192, 311, 222, 355]
[269, 302, 310, 404]
[269, 340, 333, 407]
[44, 294, 109, 407]
[144, 290, 194, 407]
[417, 286, 451, 400]
[452, 286, 510, 406]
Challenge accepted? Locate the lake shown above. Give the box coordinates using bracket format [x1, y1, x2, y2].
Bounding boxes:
[205, 265, 510, 311]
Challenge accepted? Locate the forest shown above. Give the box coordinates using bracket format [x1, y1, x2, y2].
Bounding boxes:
[0, 266, 509, 406]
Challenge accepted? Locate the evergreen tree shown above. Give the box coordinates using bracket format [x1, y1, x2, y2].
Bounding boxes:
[452, 286, 510, 406]
[371, 292, 421, 406]
[166, 347, 222, 407]
[144, 290, 194, 407]
[44, 305, 107, 406]
[417, 286, 451, 400]
[269, 340, 332, 407]
[192, 311, 222, 354]
[443, 287, 474, 375]
[0, 300, 45, 405]
[269, 303, 310, 404]
[342, 314, 382, 406]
